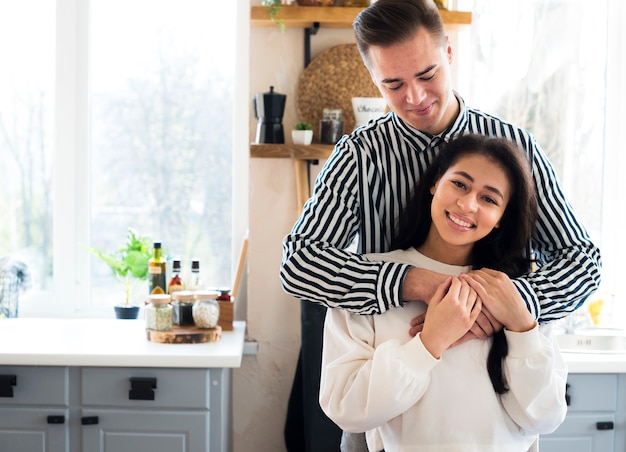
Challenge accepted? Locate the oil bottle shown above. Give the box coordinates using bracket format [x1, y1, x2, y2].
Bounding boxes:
[148, 242, 167, 294]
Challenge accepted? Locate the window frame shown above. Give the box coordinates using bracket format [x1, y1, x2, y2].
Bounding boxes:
[35, 0, 249, 318]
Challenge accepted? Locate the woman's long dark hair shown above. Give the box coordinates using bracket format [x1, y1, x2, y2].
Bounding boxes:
[392, 134, 538, 394]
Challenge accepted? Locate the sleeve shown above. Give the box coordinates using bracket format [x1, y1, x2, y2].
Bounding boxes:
[279, 141, 412, 315]
[319, 309, 439, 432]
[500, 324, 568, 435]
[511, 136, 601, 322]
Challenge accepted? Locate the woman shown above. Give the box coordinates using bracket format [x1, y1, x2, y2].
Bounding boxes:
[319, 134, 567, 451]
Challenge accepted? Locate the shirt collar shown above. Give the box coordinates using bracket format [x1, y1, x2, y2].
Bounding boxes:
[391, 91, 468, 148]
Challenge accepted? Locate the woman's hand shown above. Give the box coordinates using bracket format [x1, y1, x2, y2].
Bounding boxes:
[460, 269, 536, 333]
[419, 277, 482, 358]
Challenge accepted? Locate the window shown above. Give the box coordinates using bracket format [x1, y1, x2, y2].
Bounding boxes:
[455, 0, 624, 326]
[1, 0, 239, 317]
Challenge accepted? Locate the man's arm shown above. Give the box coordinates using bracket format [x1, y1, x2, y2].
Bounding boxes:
[280, 144, 410, 315]
[515, 137, 601, 321]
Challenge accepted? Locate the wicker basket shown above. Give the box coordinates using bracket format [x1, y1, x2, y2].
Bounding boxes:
[296, 44, 381, 142]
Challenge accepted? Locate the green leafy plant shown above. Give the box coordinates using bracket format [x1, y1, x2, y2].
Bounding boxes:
[264, 0, 285, 32]
[85, 228, 154, 306]
[295, 121, 313, 130]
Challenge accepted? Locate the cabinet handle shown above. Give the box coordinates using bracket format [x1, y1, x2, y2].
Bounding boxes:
[47, 415, 65, 424]
[0, 374, 17, 398]
[128, 377, 157, 401]
[81, 416, 99, 425]
[596, 421, 614, 430]
[565, 383, 571, 406]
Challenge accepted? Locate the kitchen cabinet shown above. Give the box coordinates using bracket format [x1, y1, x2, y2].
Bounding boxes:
[0, 319, 246, 452]
[0, 366, 69, 452]
[0, 365, 229, 452]
[539, 373, 626, 452]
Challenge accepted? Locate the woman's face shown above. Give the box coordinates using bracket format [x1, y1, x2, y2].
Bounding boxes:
[428, 154, 511, 255]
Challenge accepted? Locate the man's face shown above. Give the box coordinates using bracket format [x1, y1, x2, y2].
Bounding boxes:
[366, 28, 458, 135]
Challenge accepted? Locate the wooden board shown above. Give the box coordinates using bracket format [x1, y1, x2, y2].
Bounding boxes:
[147, 325, 222, 344]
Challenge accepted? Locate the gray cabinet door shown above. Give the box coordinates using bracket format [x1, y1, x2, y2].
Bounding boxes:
[539, 413, 615, 452]
[0, 407, 69, 452]
[80, 408, 209, 452]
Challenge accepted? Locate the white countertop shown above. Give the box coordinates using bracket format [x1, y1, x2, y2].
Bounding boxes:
[0, 318, 246, 368]
[561, 351, 626, 374]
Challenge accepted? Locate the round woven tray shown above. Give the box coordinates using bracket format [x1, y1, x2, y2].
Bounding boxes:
[296, 44, 382, 141]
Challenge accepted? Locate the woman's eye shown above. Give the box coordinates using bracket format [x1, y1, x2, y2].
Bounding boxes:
[482, 196, 498, 205]
[452, 180, 466, 189]
[387, 84, 402, 92]
[420, 74, 435, 81]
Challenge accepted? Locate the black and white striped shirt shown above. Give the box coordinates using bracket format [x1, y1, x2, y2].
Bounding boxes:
[280, 95, 601, 322]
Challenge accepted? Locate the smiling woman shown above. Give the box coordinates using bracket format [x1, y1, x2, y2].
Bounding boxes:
[0, 0, 238, 317]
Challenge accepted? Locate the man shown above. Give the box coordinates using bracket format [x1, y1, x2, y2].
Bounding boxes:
[280, 0, 601, 450]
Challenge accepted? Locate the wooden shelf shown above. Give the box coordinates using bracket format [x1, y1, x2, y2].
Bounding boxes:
[250, 143, 333, 160]
[250, 6, 472, 29]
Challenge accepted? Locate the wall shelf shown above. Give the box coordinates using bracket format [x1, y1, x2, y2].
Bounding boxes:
[250, 143, 332, 160]
[250, 6, 472, 29]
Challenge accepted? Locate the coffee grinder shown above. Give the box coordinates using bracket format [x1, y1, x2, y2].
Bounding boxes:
[253, 86, 286, 144]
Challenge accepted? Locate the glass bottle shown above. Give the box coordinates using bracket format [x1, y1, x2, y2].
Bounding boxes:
[167, 259, 185, 294]
[145, 294, 173, 331]
[193, 290, 220, 329]
[148, 242, 167, 294]
[188, 259, 204, 291]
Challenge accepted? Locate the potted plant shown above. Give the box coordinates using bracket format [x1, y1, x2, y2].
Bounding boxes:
[86, 228, 154, 319]
[292, 121, 314, 145]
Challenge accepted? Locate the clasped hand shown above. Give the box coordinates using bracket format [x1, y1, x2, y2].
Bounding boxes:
[410, 269, 534, 351]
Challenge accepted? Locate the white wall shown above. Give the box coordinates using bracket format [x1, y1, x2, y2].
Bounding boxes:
[231, 14, 357, 452]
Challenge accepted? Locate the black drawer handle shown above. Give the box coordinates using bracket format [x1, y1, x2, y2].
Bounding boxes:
[129, 377, 157, 401]
[564, 383, 571, 406]
[0, 375, 17, 398]
[47, 415, 65, 424]
[596, 421, 614, 431]
[81, 416, 99, 425]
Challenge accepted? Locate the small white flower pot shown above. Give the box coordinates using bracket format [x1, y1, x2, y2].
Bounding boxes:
[291, 129, 313, 145]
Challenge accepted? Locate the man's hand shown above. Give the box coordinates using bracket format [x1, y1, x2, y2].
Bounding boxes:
[402, 267, 449, 304]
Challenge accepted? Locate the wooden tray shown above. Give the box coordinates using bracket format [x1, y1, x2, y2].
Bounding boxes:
[147, 325, 222, 344]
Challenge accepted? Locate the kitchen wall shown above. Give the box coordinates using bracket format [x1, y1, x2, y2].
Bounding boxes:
[231, 13, 356, 452]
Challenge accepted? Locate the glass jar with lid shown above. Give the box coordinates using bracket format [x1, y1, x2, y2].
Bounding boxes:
[171, 290, 195, 326]
[145, 293, 173, 331]
[193, 290, 220, 329]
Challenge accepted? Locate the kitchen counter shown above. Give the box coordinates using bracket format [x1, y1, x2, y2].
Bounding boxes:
[561, 351, 626, 374]
[0, 318, 245, 368]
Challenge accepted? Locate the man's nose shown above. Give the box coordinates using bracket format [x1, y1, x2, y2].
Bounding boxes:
[406, 82, 426, 105]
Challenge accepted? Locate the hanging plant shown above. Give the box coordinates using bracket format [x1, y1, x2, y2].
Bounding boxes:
[264, 0, 286, 32]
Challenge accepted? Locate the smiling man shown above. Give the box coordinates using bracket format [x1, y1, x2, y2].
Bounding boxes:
[280, 0, 601, 450]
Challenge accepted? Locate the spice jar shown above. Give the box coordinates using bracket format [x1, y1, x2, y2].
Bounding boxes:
[145, 294, 173, 331]
[171, 290, 195, 326]
[193, 290, 220, 329]
[319, 108, 344, 144]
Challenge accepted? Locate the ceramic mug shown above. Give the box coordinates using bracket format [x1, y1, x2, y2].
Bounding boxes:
[351, 97, 387, 129]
